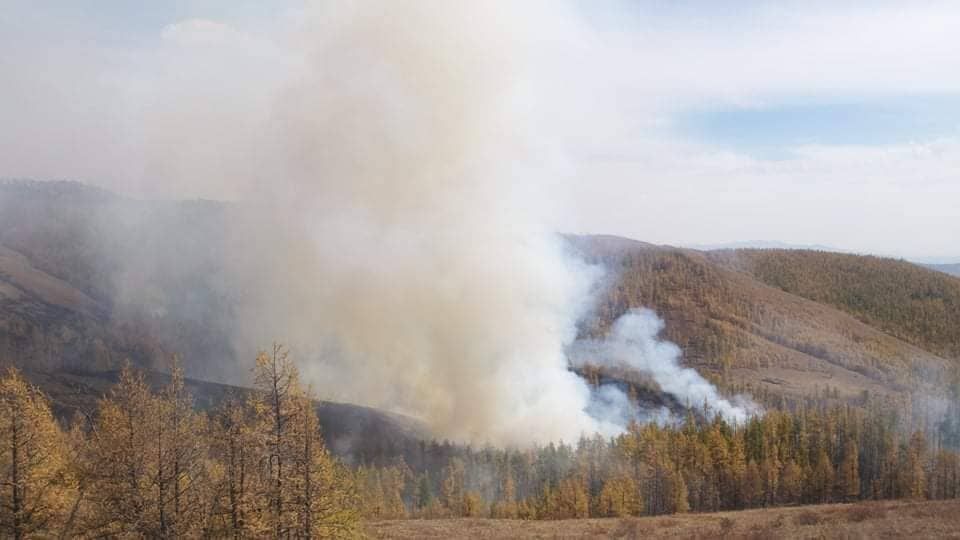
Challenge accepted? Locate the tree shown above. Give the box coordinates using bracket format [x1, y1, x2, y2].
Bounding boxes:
[837, 439, 860, 501]
[440, 458, 466, 516]
[900, 430, 928, 500]
[251, 344, 359, 538]
[555, 475, 589, 518]
[743, 460, 763, 507]
[491, 470, 518, 518]
[808, 448, 834, 504]
[81, 365, 155, 536]
[597, 472, 641, 517]
[0, 368, 74, 539]
[81, 361, 212, 537]
[210, 395, 265, 537]
[414, 473, 433, 514]
[777, 460, 802, 505]
[154, 358, 212, 536]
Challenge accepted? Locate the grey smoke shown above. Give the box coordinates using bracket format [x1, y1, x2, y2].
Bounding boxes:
[573, 308, 756, 424]
[0, 1, 757, 445]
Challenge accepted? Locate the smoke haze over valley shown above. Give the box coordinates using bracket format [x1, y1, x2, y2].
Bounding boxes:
[1, 2, 959, 448]
[7, 3, 960, 536]
[0, 2, 762, 446]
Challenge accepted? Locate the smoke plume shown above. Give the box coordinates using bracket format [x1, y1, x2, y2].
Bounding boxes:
[214, 1, 623, 445]
[571, 309, 756, 424]
[1, 1, 756, 445]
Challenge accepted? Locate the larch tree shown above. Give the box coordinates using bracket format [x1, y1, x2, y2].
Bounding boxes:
[81, 361, 212, 537]
[209, 395, 266, 537]
[154, 358, 212, 537]
[837, 439, 860, 501]
[0, 368, 74, 540]
[80, 365, 154, 536]
[251, 344, 359, 538]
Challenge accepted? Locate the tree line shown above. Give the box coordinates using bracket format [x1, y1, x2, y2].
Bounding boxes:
[5, 349, 960, 538]
[355, 402, 960, 520]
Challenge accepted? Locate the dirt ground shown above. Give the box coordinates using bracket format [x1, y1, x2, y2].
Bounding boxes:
[366, 498, 960, 539]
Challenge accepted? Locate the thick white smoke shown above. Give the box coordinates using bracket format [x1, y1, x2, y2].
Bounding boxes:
[0, 1, 756, 446]
[571, 309, 756, 424]
[219, 1, 624, 446]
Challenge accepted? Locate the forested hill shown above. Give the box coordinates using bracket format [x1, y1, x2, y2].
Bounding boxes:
[2, 179, 959, 446]
[716, 250, 960, 359]
[568, 236, 956, 411]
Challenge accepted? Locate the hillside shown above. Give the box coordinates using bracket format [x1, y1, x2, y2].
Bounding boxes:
[0, 180, 426, 460]
[3, 180, 959, 440]
[712, 249, 960, 360]
[569, 237, 955, 409]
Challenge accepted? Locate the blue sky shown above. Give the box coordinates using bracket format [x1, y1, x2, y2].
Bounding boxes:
[680, 96, 960, 158]
[1, 1, 959, 259]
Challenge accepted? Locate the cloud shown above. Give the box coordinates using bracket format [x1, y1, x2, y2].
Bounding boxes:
[1, 0, 958, 256]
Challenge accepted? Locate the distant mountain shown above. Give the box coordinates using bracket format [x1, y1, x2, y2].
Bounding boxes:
[925, 263, 960, 277]
[686, 240, 848, 252]
[3, 179, 959, 452]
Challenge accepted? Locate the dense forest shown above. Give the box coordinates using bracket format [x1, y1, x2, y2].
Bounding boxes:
[724, 249, 960, 360]
[5, 349, 960, 538]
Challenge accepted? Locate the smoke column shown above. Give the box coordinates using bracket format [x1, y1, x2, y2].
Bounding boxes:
[570, 309, 756, 424]
[234, 2, 755, 444]
[1, 1, 756, 445]
[220, 1, 624, 446]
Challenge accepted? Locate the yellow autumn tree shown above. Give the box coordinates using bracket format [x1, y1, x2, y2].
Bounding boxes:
[81, 361, 212, 537]
[597, 471, 641, 517]
[0, 368, 75, 539]
[79, 365, 154, 536]
[252, 344, 359, 538]
[208, 394, 267, 537]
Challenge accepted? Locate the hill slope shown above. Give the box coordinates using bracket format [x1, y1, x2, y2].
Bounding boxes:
[2, 180, 958, 436]
[569, 237, 954, 407]
[0, 180, 426, 459]
[712, 249, 960, 359]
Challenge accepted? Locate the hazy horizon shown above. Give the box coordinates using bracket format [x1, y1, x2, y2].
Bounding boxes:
[2, 1, 959, 261]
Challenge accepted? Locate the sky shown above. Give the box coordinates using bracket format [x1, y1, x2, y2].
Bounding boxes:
[1, 1, 958, 260]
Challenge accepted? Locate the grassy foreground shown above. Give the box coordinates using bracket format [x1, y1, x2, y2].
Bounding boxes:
[366, 499, 960, 539]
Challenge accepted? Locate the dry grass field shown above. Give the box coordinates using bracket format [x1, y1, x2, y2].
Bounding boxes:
[366, 499, 960, 539]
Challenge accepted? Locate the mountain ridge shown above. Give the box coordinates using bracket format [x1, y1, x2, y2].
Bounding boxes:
[2, 180, 958, 446]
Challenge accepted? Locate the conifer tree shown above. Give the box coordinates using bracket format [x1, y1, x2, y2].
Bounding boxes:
[0, 368, 74, 539]
[251, 344, 359, 538]
[210, 395, 265, 537]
